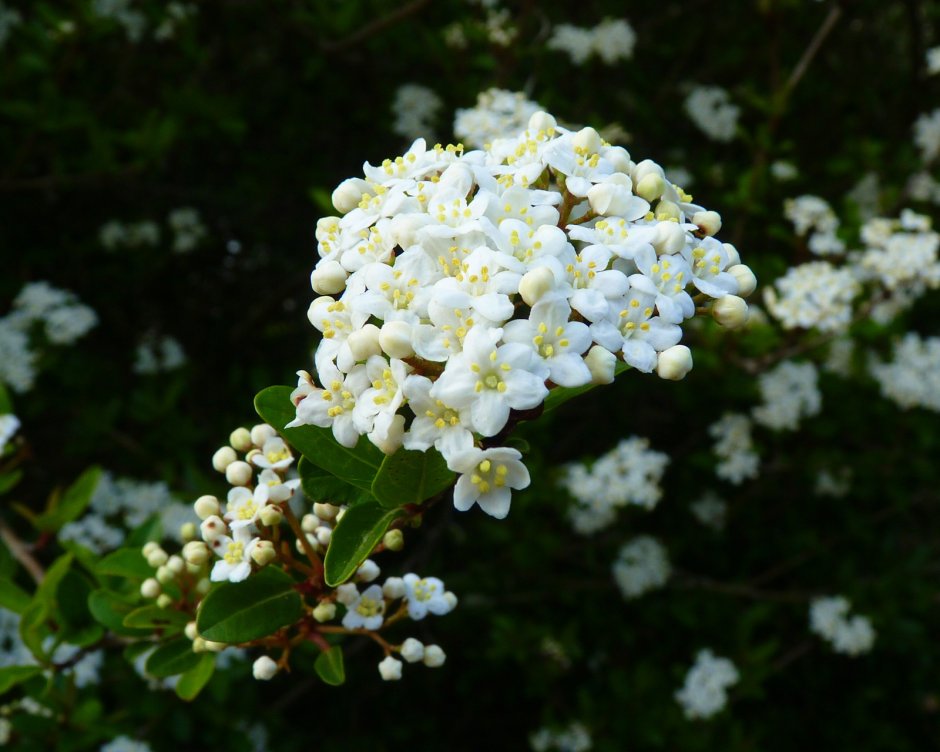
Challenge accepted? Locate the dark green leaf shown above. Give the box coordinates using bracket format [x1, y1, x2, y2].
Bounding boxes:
[175, 653, 215, 701]
[371, 447, 454, 508]
[87, 591, 151, 637]
[0, 666, 42, 695]
[34, 467, 102, 532]
[144, 638, 201, 678]
[0, 579, 31, 614]
[123, 605, 189, 631]
[96, 548, 152, 580]
[0, 470, 22, 495]
[324, 502, 404, 587]
[0, 384, 11, 414]
[314, 646, 345, 686]
[299, 456, 372, 506]
[196, 567, 302, 644]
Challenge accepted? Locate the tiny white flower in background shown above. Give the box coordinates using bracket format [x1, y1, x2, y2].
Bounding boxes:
[454, 88, 542, 148]
[709, 413, 759, 485]
[870, 333, 940, 413]
[612, 535, 670, 599]
[814, 467, 852, 498]
[378, 655, 403, 680]
[529, 721, 592, 752]
[764, 261, 858, 333]
[690, 491, 727, 531]
[675, 649, 739, 720]
[751, 361, 821, 432]
[168, 207, 206, 253]
[770, 160, 798, 181]
[784, 194, 839, 236]
[447, 446, 530, 519]
[392, 84, 443, 142]
[0, 414, 20, 447]
[928, 46, 940, 75]
[402, 574, 454, 620]
[134, 334, 186, 374]
[914, 108, 940, 163]
[809, 596, 875, 656]
[548, 18, 635, 66]
[684, 86, 739, 142]
[0, 2, 21, 49]
[100, 736, 153, 752]
[340, 584, 386, 630]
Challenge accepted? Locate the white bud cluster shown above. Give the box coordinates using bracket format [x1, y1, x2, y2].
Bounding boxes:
[809, 596, 876, 656]
[332, 572, 457, 632]
[139, 542, 210, 610]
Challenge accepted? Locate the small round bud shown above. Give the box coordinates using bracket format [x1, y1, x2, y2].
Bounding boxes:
[194, 495, 220, 520]
[693, 210, 722, 237]
[313, 602, 337, 623]
[186, 561, 202, 575]
[331, 177, 370, 214]
[184, 621, 198, 641]
[156, 593, 173, 609]
[142, 542, 160, 557]
[200, 515, 226, 543]
[572, 126, 602, 155]
[229, 427, 252, 452]
[191, 637, 207, 653]
[356, 559, 381, 583]
[528, 111, 556, 133]
[146, 548, 168, 568]
[584, 345, 617, 385]
[211, 446, 237, 473]
[252, 655, 279, 681]
[250, 424, 277, 448]
[347, 324, 382, 362]
[140, 578, 161, 599]
[259, 505, 283, 527]
[204, 640, 226, 653]
[313, 503, 339, 520]
[400, 638, 424, 664]
[183, 540, 209, 565]
[225, 460, 253, 487]
[315, 527, 332, 547]
[722, 242, 741, 266]
[519, 266, 556, 307]
[383, 577, 406, 600]
[653, 221, 686, 255]
[311, 260, 348, 295]
[335, 583, 358, 606]
[633, 159, 665, 185]
[712, 295, 749, 329]
[604, 145, 634, 174]
[656, 345, 694, 381]
[636, 173, 665, 202]
[378, 655, 403, 681]
[728, 264, 757, 297]
[654, 200, 681, 222]
[195, 578, 211, 596]
[443, 591, 458, 611]
[156, 565, 174, 585]
[379, 321, 415, 359]
[301, 514, 320, 532]
[383, 529, 404, 551]
[422, 645, 446, 668]
[180, 523, 197, 542]
[369, 414, 405, 456]
[166, 555, 184, 575]
[250, 540, 277, 567]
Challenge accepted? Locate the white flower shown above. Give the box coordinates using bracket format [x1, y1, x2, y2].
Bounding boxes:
[447, 446, 530, 519]
[809, 596, 875, 656]
[391, 84, 442, 141]
[928, 46, 940, 76]
[764, 261, 858, 333]
[0, 414, 20, 448]
[378, 655, 403, 680]
[454, 89, 542, 149]
[289, 365, 370, 447]
[341, 584, 386, 630]
[612, 536, 670, 599]
[402, 574, 454, 620]
[914, 109, 940, 163]
[401, 375, 474, 458]
[675, 649, 739, 720]
[400, 637, 425, 663]
[250, 436, 294, 470]
[210, 526, 259, 582]
[709, 413, 759, 484]
[684, 86, 739, 142]
[870, 333, 940, 412]
[784, 195, 838, 236]
[591, 291, 682, 373]
[751, 361, 821, 432]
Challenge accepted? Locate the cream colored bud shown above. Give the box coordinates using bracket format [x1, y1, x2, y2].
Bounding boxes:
[728, 264, 757, 297]
[313, 602, 337, 623]
[301, 514, 320, 533]
[528, 111, 556, 133]
[228, 427, 252, 452]
[722, 242, 741, 266]
[313, 502, 339, 520]
[383, 529, 404, 551]
[146, 548, 168, 568]
[573, 126, 602, 155]
[211, 446, 237, 473]
[200, 515, 226, 543]
[167, 555, 185, 575]
[140, 578, 161, 599]
[443, 591, 458, 610]
[347, 323, 382, 362]
[156, 565, 174, 585]
[183, 540, 209, 565]
[633, 159, 665, 183]
[225, 460, 253, 487]
[636, 173, 665, 202]
[180, 522, 197, 542]
[194, 494, 220, 520]
[379, 320, 415, 359]
[356, 559, 381, 582]
[142, 542, 159, 557]
[311, 260, 348, 295]
[184, 621, 198, 641]
[400, 638, 425, 663]
[423, 645, 446, 668]
[191, 637, 207, 653]
[315, 527, 332, 547]
[186, 561, 202, 575]
[655, 200, 681, 222]
[693, 210, 722, 237]
[204, 640, 226, 653]
[519, 266, 556, 307]
[315, 216, 339, 242]
[259, 505, 283, 527]
[251, 540, 277, 567]
[370, 414, 405, 456]
[195, 578, 211, 596]
[653, 221, 686, 255]
[156, 593, 173, 609]
[383, 577, 406, 599]
[250, 423, 277, 447]
[378, 655, 403, 681]
[604, 146, 634, 174]
[656, 345, 694, 381]
[712, 295, 749, 329]
[584, 345, 617, 385]
[331, 177, 370, 213]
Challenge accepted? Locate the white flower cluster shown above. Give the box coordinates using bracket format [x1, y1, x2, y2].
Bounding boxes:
[293, 112, 753, 519]
[561, 436, 669, 534]
[853, 212, 940, 300]
[690, 491, 727, 531]
[91, 0, 147, 41]
[870, 333, 940, 413]
[0, 282, 98, 393]
[167, 207, 206, 253]
[547, 18, 636, 66]
[674, 649, 739, 720]
[914, 108, 940, 163]
[809, 596, 876, 656]
[154, 2, 197, 42]
[100, 736, 153, 752]
[195, 424, 301, 583]
[907, 171, 940, 204]
[454, 88, 542, 149]
[0, 2, 20, 49]
[708, 413, 759, 485]
[764, 260, 859, 332]
[530, 722, 592, 752]
[770, 160, 798, 181]
[0, 413, 19, 450]
[784, 194, 838, 238]
[99, 220, 160, 250]
[612, 535, 670, 599]
[392, 84, 443, 142]
[815, 467, 851, 498]
[684, 86, 740, 143]
[134, 334, 186, 374]
[751, 361, 821, 432]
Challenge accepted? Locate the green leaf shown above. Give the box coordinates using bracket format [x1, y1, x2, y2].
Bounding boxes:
[122, 605, 189, 631]
[0, 384, 11, 414]
[87, 591, 151, 637]
[96, 548, 152, 580]
[0, 470, 22, 495]
[34, 467, 102, 532]
[18, 600, 49, 662]
[0, 579, 31, 614]
[0, 665, 42, 695]
[542, 361, 629, 414]
[371, 447, 454, 508]
[254, 386, 382, 493]
[144, 638, 201, 678]
[324, 502, 404, 587]
[57, 570, 102, 645]
[175, 653, 215, 701]
[37, 553, 74, 603]
[314, 646, 345, 686]
[124, 515, 162, 548]
[196, 567, 303, 644]
[299, 456, 371, 506]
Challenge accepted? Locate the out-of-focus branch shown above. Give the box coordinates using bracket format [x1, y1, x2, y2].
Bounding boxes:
[321, 0, 431, 53]
[0, 520, 45, 585]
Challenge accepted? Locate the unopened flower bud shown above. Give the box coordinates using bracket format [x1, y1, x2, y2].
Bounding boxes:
[211, 446, 237, 473]
[331, 177, 370, 214]
[584, 345, 617, 385]
[194, 495, 220, 520]
[604, 146, 634, 174]
[186, 561, 202, 575]
[311, 260, 348, 295]
[379, 321, 415, 359]
[383, 577, 406, 599]
[183, 540, 209, 565]
[633, 159, 665, 185]
[656, 345, 694, 381]
[528, 111, 556, 133]
[185, 621, 198, 641]
[225, 460, 253, 487]
[356, 559, 381, 583]
[146, 548, 168, 568]
[229, 427, 252, 452]
[140, 578, 161, 599]
[200, 515, 226, 543]
[195, 578, 211, 596]
[315, 527, 332, 547]
[180, 523, 197, 542]
[156, 593, 173, 609]
[313, 602, 336, 622]
[335, 583, 358, 606]
[204, 640, 226, 653]
[378, 656, 403, 681]
[250, 424, 276, 448]
[443, 591, 458, 611]
[156, 565, 174, 585]
[653, 221, 686, 255]
[722, 242, 741, 266]
[383, 529, 404, 551]
[192, 637, 207, 653]
[142, 542, 160, 557]
[654, 200, 681, 222]
[259, 505, 283, 527]
[347, 324, 382, 362]
[400, 638, 424, 663]
[313, 502, 338, 520]
[165, 555, 184, 575]
[423, 645, 446, 668]
[728, 264, 757, 297]
[301, 513, 320, 532]
[370, 414, 405, 456]
[252, 655, 279, 681]
[519, 266, 556, 307]
[636, 173, 665, 203]
[251, 540, 277, 567]
[693, 210, 722, 236]
[712, 295, 749, 329]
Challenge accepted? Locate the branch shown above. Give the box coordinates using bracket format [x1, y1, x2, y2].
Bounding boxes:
[321, 0, 431, 53]
[0, 520, 45, 585]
